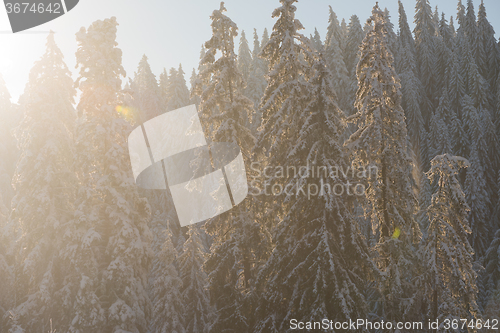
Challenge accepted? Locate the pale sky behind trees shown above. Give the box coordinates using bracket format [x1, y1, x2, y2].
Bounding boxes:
[0, 0, 499, 102]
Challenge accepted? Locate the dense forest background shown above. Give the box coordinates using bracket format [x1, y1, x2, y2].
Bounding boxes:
[1, 0, 500, 332]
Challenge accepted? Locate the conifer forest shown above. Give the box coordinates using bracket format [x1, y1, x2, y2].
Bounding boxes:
[1, 0, 500, 332]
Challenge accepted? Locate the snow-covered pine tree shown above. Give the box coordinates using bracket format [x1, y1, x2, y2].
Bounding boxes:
[189, 68, 201, 107]
[254, 52, 377, 333]
[422, 154, 479, 326]
[7, 32, 76, 333]
[166, 65, 191, 111]
[147, 194, 184, 314]
[460, 7, 500, 212]
[238, 30, 252, 84]
[178, 225, 213, 333]
[65, 17, 153, 333]
[0, 74, 17, 210]
[190, 46, 209, 111]
[0, 193, 13, 332]
[463, 0, 479, 60]
[344, 15, 364, 77]
[245, 29, 267, 131]
[414, 0, 437, 127]
[428, 91, 453, 158]
[251, 28, 262, 72]
[345, 4, 421, 322]
[259, 28, 270, 84]
[254, 0, 315, 167]
[432, 6, 440, 36]
[340, 18, 348, 51]
[456, 0, 466, 34]
[324, 6, 342, 52]
[194, 3, 254, 147]
[159, 68, 169, 107]
[462, 95, 494, 258]
[477, 0, 499, 112]
[446, 36, 469, 158]
[150, 221, 185, 333]
[193, 4, 269, 333]
[343, 14, 364, 123]
[260, 28, 270, 62]
[483, 194, 500, 310]
[416, 169, 432, 234]
[132, 55, 163, 122]
[484, 282, 500, 320]
[479, 1, 499, 97]
[439, 13, 455, 49]
[465, 142, 491, 260]
[397, 0, 416, 58]
[383, 8, 398, 59]
[449, 15, 456, 35]
[310, 28, 324, 52]
[363, 19, 372, 36]
[324, 6, 350, 113]
[397, 36, 426, 168]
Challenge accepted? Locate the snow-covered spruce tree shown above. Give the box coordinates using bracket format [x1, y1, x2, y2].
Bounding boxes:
[343, 15, 364, 123]
[166, 65, 190, 111]
[132, 55, 163, 122]
[159, 68, 169, 107]
[193, 2, 254, 147]
[477, 0, 498, 110]
[397, 0, 428, 173]
[190, 46, 209, 112]
[397, 38, 426, 167]
[150, 221, 185, 333]
[238, 30, 252, 84]
[314, 32, 325, 51]
[422, 154, 479, 326]
[324, 6, 350, 113]
[445, 35, 469, 159]
[345, 4, 421, 323]
[484, 283, 500, 320]
[414, 0, 437, 127]
[439, 13, 455, 49]
[254, 53, 378, 333]
[310, 28, 323, 52]
[7, 32, 76, 333]
[178, 225, 213, 333]
[0, 74, 17, 210]
[383, 8, 398, 61]
[245, 29, 267, 131]
[463, 0, 479, 60]
[324, 7, 342, 53]
[260, 28, 269, 62]
[416, 168, 433, 235]
[465, 142, 491, 260]
[254, 0, 315, 168]
[344, 15, 364, 77]
[340, 18, 348, 51]
[397, 0, 416, 60]
[147, 197, 184, 319]
[435, 36, 452, 101]
[65, 17, 153, 333]
[193, 4, 269, 333]
[456, 0, 466, 35]
[484, 213, 500, 311]
[189, 68, 201, 107]
[462, 95, 494, 258]
[428, 91, 453, 158]
[0, 194, 13, 332]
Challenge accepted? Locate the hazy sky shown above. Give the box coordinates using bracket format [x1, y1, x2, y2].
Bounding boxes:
[1, 0, 499, 102]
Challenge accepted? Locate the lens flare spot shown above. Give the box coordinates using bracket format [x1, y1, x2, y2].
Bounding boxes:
[392, 227, 401, 239]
